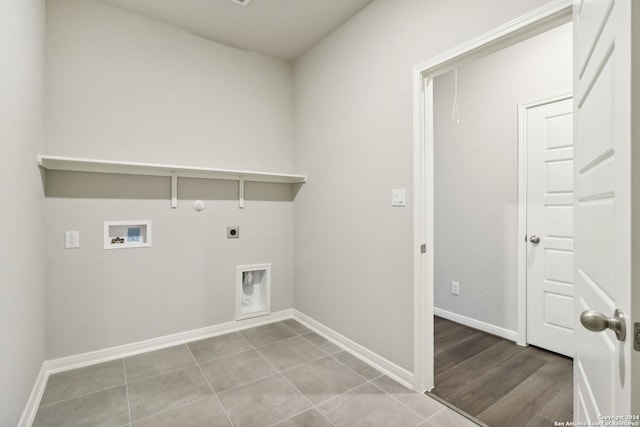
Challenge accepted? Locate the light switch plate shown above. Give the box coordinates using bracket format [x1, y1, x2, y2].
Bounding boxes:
[392, 189, 406, 207]
[65, 231, 80, 249]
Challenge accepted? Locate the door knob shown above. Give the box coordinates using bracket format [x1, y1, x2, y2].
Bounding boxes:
[529, 235, 540, 244]
[580, 309, 626, 341]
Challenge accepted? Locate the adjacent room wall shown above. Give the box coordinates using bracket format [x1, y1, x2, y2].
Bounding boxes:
[433, 23, 572, 333]
[293, 0, 555, 371]
[0, 0, 46, 424]
[44, 0, 295, 358]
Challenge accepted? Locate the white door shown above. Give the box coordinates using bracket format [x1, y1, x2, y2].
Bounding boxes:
[573, 0, 635, 420]
[525, 96, 575, 358]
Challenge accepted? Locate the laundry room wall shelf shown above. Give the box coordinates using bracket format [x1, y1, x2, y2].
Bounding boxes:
[38, 155, 307, 208]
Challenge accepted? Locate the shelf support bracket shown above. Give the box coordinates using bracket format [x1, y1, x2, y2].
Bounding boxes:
[171, 172, 178, 209]
[239, 176, 245, 209]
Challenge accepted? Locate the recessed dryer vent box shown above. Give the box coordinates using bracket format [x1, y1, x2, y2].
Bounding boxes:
[236, 263, 271, 320]
[104, 220, 151, 249]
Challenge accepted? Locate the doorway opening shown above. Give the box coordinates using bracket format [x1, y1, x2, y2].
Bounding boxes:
[411, 0, 576, 416]
[424, 21, 574, 425]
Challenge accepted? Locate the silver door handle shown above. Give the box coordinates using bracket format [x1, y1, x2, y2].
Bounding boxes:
[529, 235, 540, 244]
[580, 309, 626, 341]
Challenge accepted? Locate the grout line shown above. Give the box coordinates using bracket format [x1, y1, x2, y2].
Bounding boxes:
[242, 332, 327, 425]
[194, 362, 236, 427]
[37, 382, 126, 409]
[122, 359, 133, 427]
[424, 406, 485, 427]
[369, 381, 428, 423]
[187, 336, 256, 364]
[125, 362, 199, 386]
[128, 395, 214, 425]
[253, 334, 301, 350]
[238, 326, 304, 355]
[196, 347, 256, 367]
[278, 320, 306, 336]
[249, 338, 314, 407]
[237, 338, 331, 427]
[327, 352, 377, 384]
[309, 377, 377, 412]
[273, 371, 336, 427]
[215, 371, 281, 396]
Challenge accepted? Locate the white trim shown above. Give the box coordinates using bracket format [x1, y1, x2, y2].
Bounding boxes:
[413, 0, 573, 77]
[411, 0, 573, 391]
[20, 308, 411, 424]
[292, 310, 415, 389]
[412, 69, 431, 392]
[434, 307, 519, 343]
[17, 364, 48, 427]
[19, 310, 293, 425]
[516, 91, 573, 346]
[45, 309, 293, 375]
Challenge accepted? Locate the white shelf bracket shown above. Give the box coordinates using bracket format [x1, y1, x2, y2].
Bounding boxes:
[171, 172, 178, 209]
[239, 176, 245, 209]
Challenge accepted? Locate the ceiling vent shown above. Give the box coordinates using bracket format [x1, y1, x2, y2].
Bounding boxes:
[228, 0, 251, 6]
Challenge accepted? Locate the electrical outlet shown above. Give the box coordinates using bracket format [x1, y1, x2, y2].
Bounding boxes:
[451, 281, 460, 296]
[227, 226, 239, 239]
[65, 231, 80, 249]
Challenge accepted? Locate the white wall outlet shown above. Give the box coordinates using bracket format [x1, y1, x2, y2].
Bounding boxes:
[451, 281, 460, 296]
[392, 189, 406, 207]
[65, 231, 80, 249]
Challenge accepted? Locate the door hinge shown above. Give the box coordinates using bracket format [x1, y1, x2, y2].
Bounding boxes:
[420, 244, 427, 254]
[634, 323, 640, 352]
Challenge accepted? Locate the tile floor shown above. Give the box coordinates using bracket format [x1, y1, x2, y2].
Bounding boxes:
[33, 319, 479, 427]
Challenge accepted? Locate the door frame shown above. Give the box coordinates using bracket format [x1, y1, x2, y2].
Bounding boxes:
[411, 0, 573, 391]
[516, 91, 573, 348]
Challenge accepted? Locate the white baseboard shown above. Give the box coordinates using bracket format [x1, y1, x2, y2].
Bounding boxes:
[17, 364, 48, 427]
[434, 307, 518, 342]
[20, 307, 418, 425]
[292, 310, 415, 390]
[18, 309, 292, 426]
[46, 309, 294, 375]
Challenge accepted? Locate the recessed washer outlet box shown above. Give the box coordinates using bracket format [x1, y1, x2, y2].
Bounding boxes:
[228, 0, 251, 6]
[227, 226, 239, 239]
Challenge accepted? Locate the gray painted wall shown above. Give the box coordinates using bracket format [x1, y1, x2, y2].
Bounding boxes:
[433, 23, 572, 333]
[0, 0, 46, 424]
[44, 0, 295, 358]
[292, 0, 554, 371]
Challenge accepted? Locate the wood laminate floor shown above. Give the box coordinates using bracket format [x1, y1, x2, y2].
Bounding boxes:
[429, 316, 573, 427]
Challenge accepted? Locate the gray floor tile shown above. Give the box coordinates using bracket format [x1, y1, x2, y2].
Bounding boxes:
[128, 365, 213, 421]
[239, 323, 297, 347]
[33, 386, 129, 427]
[282, 356, 367, 405]
[40, 360, 125, 406]
[274, 408, 333, 427]
[188, 332, 252, 363]
[318, 382, 424, 427]
[132, 396, 232, 427]
[373, 376, 445, 418]
[218, 374, 311, 427]
[302, 332, 341, 354]
[427, 408, 480, 427]
[200, 349, 276, 392]
[257, 336, 325, 371]
[125, 345, 196, 382]
[281, 319, 312, 335]
[332, 351, 382, 380]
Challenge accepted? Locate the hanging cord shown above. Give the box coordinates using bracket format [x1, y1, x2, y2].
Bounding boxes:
[451, 68, 460, 124]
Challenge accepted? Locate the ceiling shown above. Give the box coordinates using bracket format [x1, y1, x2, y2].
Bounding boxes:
[97, 0, 374, 61]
